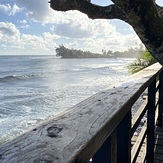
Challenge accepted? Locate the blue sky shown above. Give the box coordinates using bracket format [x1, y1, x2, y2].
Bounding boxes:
[0, 0, 163, 55]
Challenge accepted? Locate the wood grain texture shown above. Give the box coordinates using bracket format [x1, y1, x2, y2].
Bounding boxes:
[0, 63, 162, 163]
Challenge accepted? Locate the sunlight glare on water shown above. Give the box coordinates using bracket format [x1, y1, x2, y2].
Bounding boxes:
[0, 56, 134, 144]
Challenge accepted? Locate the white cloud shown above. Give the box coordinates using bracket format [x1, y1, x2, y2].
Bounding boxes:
[0, 22, 20, 42]
[14, 0, 87, 24]
[0, 22, 58, 55]
[0, 0, 142, 54]
[0, 3, 22, 15]
[19, 20, 29, 29]
[40, 9, 140, 52]
[0, 4, 11, 14]
[13, 0, 141, 51]
[48, 11, 115, 39]
[20, 20, 27, 24]
[11, 4, 22, 15]
[43, 32, 60, 41]
[46, 11, 141, 52]
[15, 0, 49, 21]
[50, 21, 92, 39]
[20, 25, 30, 29]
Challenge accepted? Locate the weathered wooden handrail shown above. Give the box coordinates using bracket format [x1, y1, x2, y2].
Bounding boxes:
[0, 63, 162, 163]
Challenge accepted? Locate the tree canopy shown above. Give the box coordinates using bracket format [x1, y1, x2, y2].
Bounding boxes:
[49, 0, 163, 65]
[56, 45, 142, 58]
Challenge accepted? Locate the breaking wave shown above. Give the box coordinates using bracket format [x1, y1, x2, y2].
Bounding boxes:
[0, 74, 39, 82]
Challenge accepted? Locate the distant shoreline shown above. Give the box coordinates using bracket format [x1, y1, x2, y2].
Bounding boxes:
[60, 56, 137, 59]
[55, 45, 142, 59]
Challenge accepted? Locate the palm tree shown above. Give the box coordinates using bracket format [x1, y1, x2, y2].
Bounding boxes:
[127, 49, 157, 74]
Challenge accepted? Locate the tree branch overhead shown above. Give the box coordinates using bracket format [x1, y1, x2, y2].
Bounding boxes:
[49, 0, 128, 21]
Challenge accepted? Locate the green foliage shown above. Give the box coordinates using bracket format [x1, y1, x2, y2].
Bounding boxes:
[127, 49, 157, 74]
[55, 45, 142, 58]
[55, 45, 100, 58]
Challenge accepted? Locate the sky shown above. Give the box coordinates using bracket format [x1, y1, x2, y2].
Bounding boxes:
[0, 0, 163, 55]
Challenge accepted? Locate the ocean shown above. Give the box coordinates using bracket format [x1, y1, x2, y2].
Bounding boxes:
[0, 55, 134, 144]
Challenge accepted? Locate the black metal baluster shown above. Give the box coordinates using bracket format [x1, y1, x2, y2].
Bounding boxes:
[146, 79, 156, 163]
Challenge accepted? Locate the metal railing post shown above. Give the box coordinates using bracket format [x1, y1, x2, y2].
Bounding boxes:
[92, 135, 111, 163]
[158, 70, 163, 127]
[146, 78, 156, 163]
[117, 111, 131, 163]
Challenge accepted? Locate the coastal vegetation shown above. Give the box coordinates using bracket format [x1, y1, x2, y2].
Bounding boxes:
[55, 45, 156, 74]
[56, 45, 143, 58]
[127, 49, 157, 74]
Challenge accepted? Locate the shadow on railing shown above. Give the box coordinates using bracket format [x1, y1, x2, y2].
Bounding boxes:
[0, 63, 162, 163]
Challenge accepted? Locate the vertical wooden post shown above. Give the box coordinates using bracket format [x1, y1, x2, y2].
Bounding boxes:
[111, 129, 117, 163]
[146, 79, 156, 163]
[92, 135, 111, 163]
[117, 111, 131, 163]
[158, 70, 163, 127]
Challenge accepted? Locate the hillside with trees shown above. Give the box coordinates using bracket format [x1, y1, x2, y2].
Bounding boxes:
[56, 45, 143, 58]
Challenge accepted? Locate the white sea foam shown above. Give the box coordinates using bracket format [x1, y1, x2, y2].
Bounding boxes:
[0, 56, 134, 144]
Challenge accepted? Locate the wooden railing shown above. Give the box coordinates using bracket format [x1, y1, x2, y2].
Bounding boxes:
[0, 63, 162, 163]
